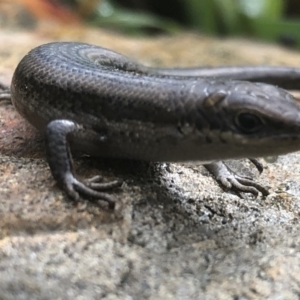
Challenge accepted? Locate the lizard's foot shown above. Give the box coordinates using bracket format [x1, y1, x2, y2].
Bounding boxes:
[45, 119, 122, 209]
[63, 173, 122, 209]
[204, 161, 269, 196]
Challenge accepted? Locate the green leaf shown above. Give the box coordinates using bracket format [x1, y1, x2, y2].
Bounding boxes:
[238, 0, 284, 20]
[89, 0, 180, 34]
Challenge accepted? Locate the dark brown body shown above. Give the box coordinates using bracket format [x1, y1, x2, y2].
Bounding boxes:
[11, 42, 300, 162]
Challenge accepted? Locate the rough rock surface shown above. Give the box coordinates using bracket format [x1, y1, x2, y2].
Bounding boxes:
[1, 22, 300, 299]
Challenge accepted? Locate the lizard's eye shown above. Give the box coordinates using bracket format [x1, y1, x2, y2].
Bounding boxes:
[234, 112, 263, 133]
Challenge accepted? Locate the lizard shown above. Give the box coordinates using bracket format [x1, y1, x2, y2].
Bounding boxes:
[2, 42, 300, 208]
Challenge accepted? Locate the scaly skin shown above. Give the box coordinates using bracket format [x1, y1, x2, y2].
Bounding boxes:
[8, 42, 300, 207]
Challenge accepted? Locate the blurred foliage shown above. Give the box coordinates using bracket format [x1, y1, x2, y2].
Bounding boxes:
[185, 0, 300, 48]
[73, 0, 300, 47]
[85, 0, 180, 34]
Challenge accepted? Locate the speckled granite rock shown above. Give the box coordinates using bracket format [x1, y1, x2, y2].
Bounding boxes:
[1, 25, 300, 299]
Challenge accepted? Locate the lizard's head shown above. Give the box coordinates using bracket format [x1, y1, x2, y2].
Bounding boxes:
[193, 80, 300, 160]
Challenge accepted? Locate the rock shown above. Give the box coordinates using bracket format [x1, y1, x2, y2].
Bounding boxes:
[1, 25, 300, 299]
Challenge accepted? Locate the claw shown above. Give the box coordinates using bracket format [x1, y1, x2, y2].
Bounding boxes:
[204, 161, 269, 197]
[62, 173, 121, 209]
[84, 175, 122, 190]
[248, 158, 264, 174]
[85, 175, 104, 183]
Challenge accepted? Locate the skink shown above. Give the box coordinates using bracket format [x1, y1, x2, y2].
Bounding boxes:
[4, 42, 300, 208]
